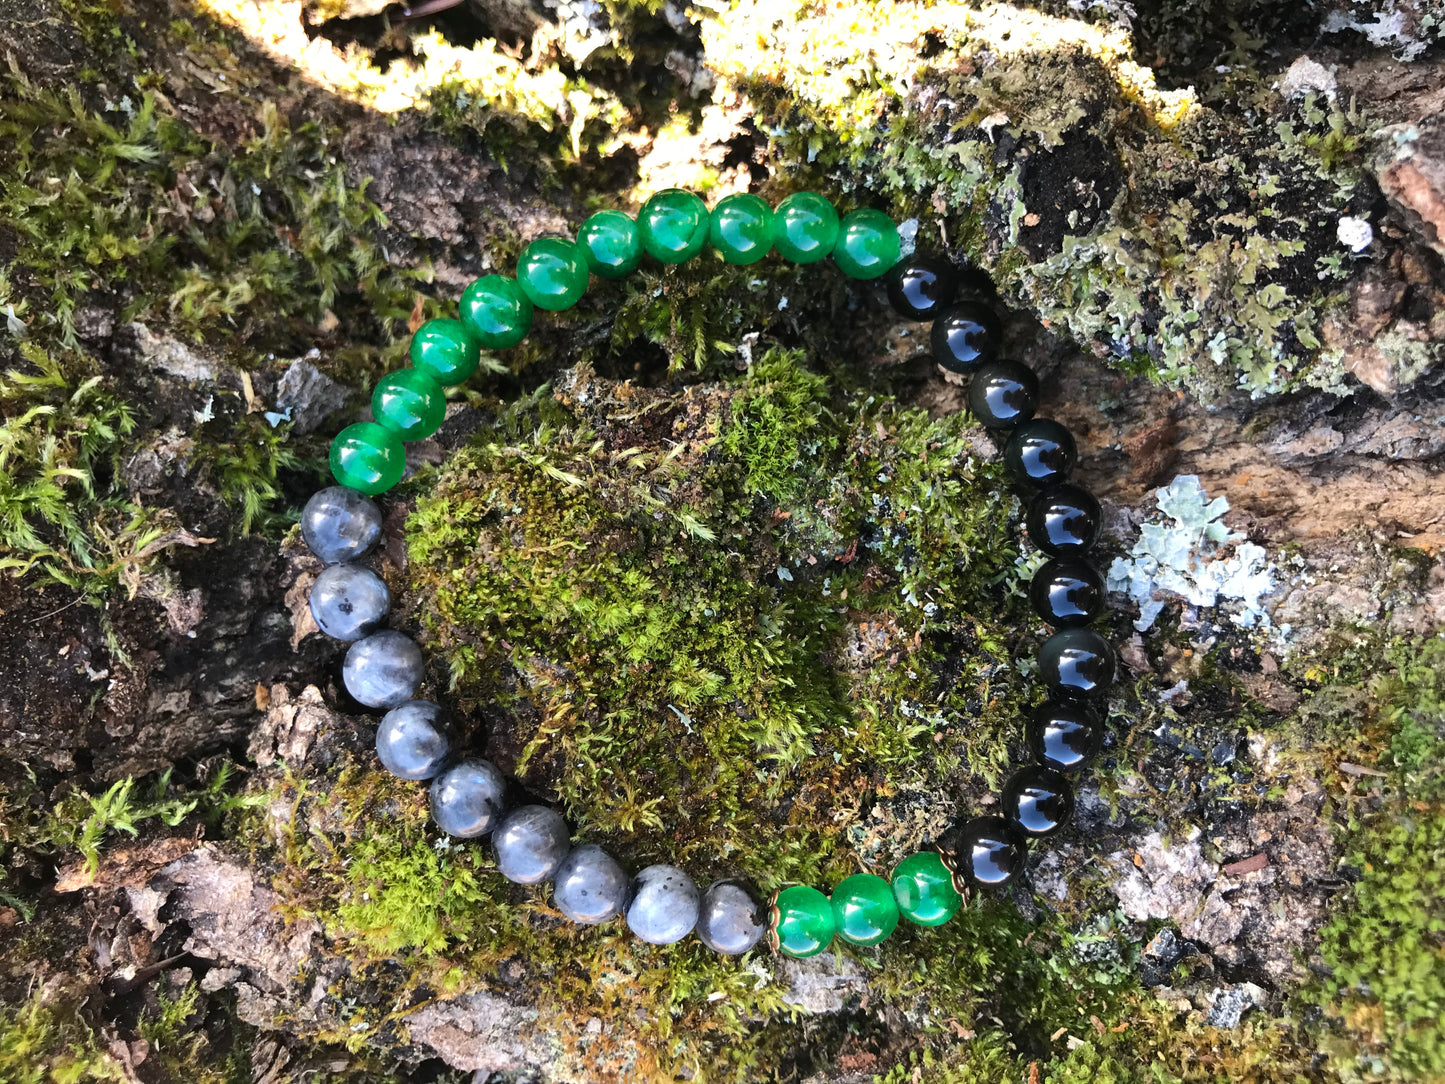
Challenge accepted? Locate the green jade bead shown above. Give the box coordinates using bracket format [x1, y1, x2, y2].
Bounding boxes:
[330, 422, 404, 496]
[459, 275, 533, 350]
[577, 210, 641, 279]
[771, 885, 836, 958]
[773, 191, 839, 264]
[831, 873, 899, 946]
[409, 319, 479, 387]
[516, 238, 588, 311]
[833, 208, 901, 280]
[891, 851, 963, 927]
[708, 192, 774, 265]
[372, 369, 445, 441]
[638, 189, 710, 263]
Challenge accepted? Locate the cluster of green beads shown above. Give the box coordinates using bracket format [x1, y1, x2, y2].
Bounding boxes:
[770, 850, 963, 958]
[328, 189, 902, 496]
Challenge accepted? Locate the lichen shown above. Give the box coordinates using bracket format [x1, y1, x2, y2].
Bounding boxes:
[701, 0, 1383, 398]
[1106, 475, 1277, 634]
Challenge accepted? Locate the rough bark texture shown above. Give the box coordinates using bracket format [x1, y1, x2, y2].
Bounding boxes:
[1, 1, 1443, 1082]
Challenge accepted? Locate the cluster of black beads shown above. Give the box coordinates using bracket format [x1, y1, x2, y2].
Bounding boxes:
[884, 256, 1115, 891]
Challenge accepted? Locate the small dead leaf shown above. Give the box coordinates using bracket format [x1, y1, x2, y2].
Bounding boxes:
[1222, 852, 1269, 877]
[1090, 1014, 1106, 1035]
[409, 294, 427, 333]
[1023, 212, 1041, 227]
[317, 308, 340, 334]
[254, 683, 272, 711]
[55, 836, 201, 893]
[240, 370, 260, 414]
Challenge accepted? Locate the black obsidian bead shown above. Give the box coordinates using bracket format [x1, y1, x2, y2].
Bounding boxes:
[1001, 766, 1075, 838]
[886, 255, 958, 320]
[943, 816, 1028, 888]
[930, 302, 1001, 374]
[1039, 627, 1117, 699]
[1025, 484, 1102, 557]
[1028, 700, 1104, 772]
[1029, 557, 1105, 628]
[967, 359, 1038, 429]
[1003, 418, 1077, 488]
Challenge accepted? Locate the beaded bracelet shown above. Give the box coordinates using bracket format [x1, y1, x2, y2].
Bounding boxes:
[299, 188, 1117, 958]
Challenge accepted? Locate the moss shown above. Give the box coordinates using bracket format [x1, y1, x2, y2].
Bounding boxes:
[0, 992, 129, 1084]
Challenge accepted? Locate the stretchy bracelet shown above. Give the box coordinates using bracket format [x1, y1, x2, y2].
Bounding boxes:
[299, 188, 1117, 958]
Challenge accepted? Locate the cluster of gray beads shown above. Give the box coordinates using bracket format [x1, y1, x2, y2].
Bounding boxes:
[299, 486, 767, 955]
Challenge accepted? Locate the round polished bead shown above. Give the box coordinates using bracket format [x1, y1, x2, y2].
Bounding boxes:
[831, 873, 899, 946]
[372, 369, 446, 441]
[931, 301, 1002, 374]
[516, 237, 589, 312]
[409, 319, 480, 387]
[885, 255, 957, 320]
[1030, 557, 1105, 628]
[330, 422, 405, 496]
[494, 805, 571, 885]
[553, 844, 629, 924]
[832, 208, 901, 279]
[1004, 419, 1077, 488]
[890, 851, 963, 927]
[773, 191, 839, 264]
[576, 210, 641, 280]
[301, 486, 382, 564]
[1026, 484, 1103, 558]
[1039, 627, 1117, 699]
[638, 189, 709, 264]
[459, 275, 533, 351]
[625, 864, 700, 945]
[967, 359, 1039, 429]
[309, 563, 389, 641]
[709, 192, 774, 265]
[430, 757, 507, 837]
[945, 817, 1028, 888]
[1028, 699, 1104, 773]
[1001, 765, 1075, 838]
[696, 880, 767, 955]
[376, 700, 456, 780]
[770, 885, 835, 958]
[343, 629, 424, 709]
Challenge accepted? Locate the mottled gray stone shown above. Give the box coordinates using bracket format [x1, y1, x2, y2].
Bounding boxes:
[301, 486, 383, 564]
[695, 879, 767, 955]
[342, 630, 424, 709]
[552, 844, 627, 925]
[308, 563, 389, 641]
[430, 758, 507, 837]
[376, 700, 455, 780]
[493, 806, 571, 885]
[624, 864, 699, 945]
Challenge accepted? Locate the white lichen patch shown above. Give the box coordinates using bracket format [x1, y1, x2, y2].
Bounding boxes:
[1106, 475, 1276, 632]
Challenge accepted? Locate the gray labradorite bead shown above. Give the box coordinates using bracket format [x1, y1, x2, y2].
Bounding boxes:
[343, 630, 424, 709]
[695, 879, 767, 955]
[625, 864, 700, 945]
[301, 486, 383, 564]
[376, 700, 455, 780]
[430, 757, 507, 837]
[494, 805, 572, 885]
[309, 563, 390, 641]
[553, 844, 628, 925]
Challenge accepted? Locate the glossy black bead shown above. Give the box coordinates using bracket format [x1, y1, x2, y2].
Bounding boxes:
[1030, 557, 1105, 628]
[1003, 418, 1077, 488]
[1001, 765, 1075, 838]
[886, 255, 958, 320]
[1028, 700, 1104, 772]
[1025, 484, 1102, 557]
[930, 301, 1001, 374]
[1039, 627, 1117, 699]
[943, 816, 1028, 888]
[967, 359, 1038, 429]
